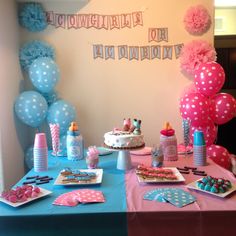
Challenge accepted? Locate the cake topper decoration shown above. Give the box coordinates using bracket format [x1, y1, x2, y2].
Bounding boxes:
[123, 118, 131, 131]
[132, 119, 142, 135]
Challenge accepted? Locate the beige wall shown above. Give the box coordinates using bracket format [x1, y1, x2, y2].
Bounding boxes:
[0, 0, 214, 189]
[0, 0, 27, 190]
[20, 0, 214, 148]
[215, 8, 236, 35]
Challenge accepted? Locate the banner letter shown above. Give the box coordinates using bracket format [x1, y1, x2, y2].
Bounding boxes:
[140, 46, 150, 60]
[163, 46, 173, 59]
[55, 14, 66, 28]
[67, 14, 78, 29]
[93, 45, 104, 59]
[174, 43, 184, 59]
[118, 45, 128, 59]
[132, 12, 143, 27]
[105, 46, 115, 59]
[129, 46, 139, 60]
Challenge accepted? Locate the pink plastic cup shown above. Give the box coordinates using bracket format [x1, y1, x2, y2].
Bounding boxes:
[34, 133, 47, 149]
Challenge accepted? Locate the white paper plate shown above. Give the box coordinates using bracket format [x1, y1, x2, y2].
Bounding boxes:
[54, 169, 103, 186]
[0, 187, 52, 208]
[136, 167, 185, 183]
[187, 178, 236, 198]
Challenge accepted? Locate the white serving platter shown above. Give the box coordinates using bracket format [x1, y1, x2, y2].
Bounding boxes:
[54, 169, 103, 186]
[0, 187, 52, 208]
[136, 167, 185, 184]
[187, 178, 236, 198]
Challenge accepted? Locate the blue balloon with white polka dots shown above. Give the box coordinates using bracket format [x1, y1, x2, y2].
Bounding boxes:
[25, 145, 34, 169]
[29, 57, 60, 93]
[14, 90, 48, 128]
[47, 99, 76, 135]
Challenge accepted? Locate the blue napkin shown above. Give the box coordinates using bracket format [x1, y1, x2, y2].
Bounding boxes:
[144, 188, 173, 203]
[162, 188, 196, 208]
[143, 188, 196, 207]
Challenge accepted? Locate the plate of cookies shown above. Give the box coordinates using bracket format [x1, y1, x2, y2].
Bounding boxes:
[135, 165, 185, 184]
[54, 168, 103, 186]
[187, 176, 236, 198]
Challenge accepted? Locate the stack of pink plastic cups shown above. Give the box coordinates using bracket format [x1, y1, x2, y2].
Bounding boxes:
[33, 133, 48, 172]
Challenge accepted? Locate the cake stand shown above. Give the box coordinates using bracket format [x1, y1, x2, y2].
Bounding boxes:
[104, 144, 145, 170]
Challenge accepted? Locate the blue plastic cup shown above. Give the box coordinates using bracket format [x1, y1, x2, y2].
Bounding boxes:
[193, 130, 205, 146]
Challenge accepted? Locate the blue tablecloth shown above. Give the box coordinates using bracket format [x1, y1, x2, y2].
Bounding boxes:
[0, 151, 128, 236]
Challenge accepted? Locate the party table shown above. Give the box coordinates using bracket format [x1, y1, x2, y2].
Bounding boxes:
[126, 154, 236, 236]
[0, 152, 127, 236]
[0, 151, 236, 236]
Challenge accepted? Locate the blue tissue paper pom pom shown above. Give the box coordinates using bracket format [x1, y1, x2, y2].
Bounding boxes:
[18, 3, 48, 32]
[19, 40, 55, 71]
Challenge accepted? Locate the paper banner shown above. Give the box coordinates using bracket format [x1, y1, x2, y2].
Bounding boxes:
[93, 44, 183, 60]
[46, 11, 143, 30]
[148, 28, 169, 43]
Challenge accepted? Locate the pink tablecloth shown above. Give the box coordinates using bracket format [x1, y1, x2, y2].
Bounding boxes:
[126, 154, 236, 236]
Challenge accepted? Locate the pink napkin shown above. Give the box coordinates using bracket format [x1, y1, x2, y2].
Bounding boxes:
[53, 192, 79, 206]
[73, 189, 105, 204]
[53, 189, 105, 207]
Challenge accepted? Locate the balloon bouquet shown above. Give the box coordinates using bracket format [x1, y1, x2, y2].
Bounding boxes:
[179, 61, 236, 170]
[15, 57, 76, 169]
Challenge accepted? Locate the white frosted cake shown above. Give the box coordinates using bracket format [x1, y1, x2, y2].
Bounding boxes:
[104, 130, 145, 149]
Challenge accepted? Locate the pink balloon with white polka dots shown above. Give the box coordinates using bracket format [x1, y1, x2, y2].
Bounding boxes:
[210, 93, 236, 125]
[179, 92, 210, 125]
[207, 144, 231, 170]
[194, 62, 225, 97]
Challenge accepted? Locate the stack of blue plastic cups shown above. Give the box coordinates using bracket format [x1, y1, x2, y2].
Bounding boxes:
[193, 130, 206, 166]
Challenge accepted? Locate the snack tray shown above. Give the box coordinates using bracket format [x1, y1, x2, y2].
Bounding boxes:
[136, 167, 185, 183]
[187, 178, 236, 198]
[0, 187, 52, 207]
[54, 169, 103, 186]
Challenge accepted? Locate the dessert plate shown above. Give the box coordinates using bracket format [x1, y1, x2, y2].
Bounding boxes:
[0, 187, 52, 208]
[187, 179, 236, 198]
[136, 167, 185, 184]
[54, 169, 103, 186]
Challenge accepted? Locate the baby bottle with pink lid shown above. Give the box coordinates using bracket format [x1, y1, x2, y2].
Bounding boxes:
[160, 122, 178, 161]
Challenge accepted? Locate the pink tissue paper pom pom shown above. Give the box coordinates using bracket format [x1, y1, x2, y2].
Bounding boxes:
[179, 40, 216, 76]
[184, 5, 211, 35]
